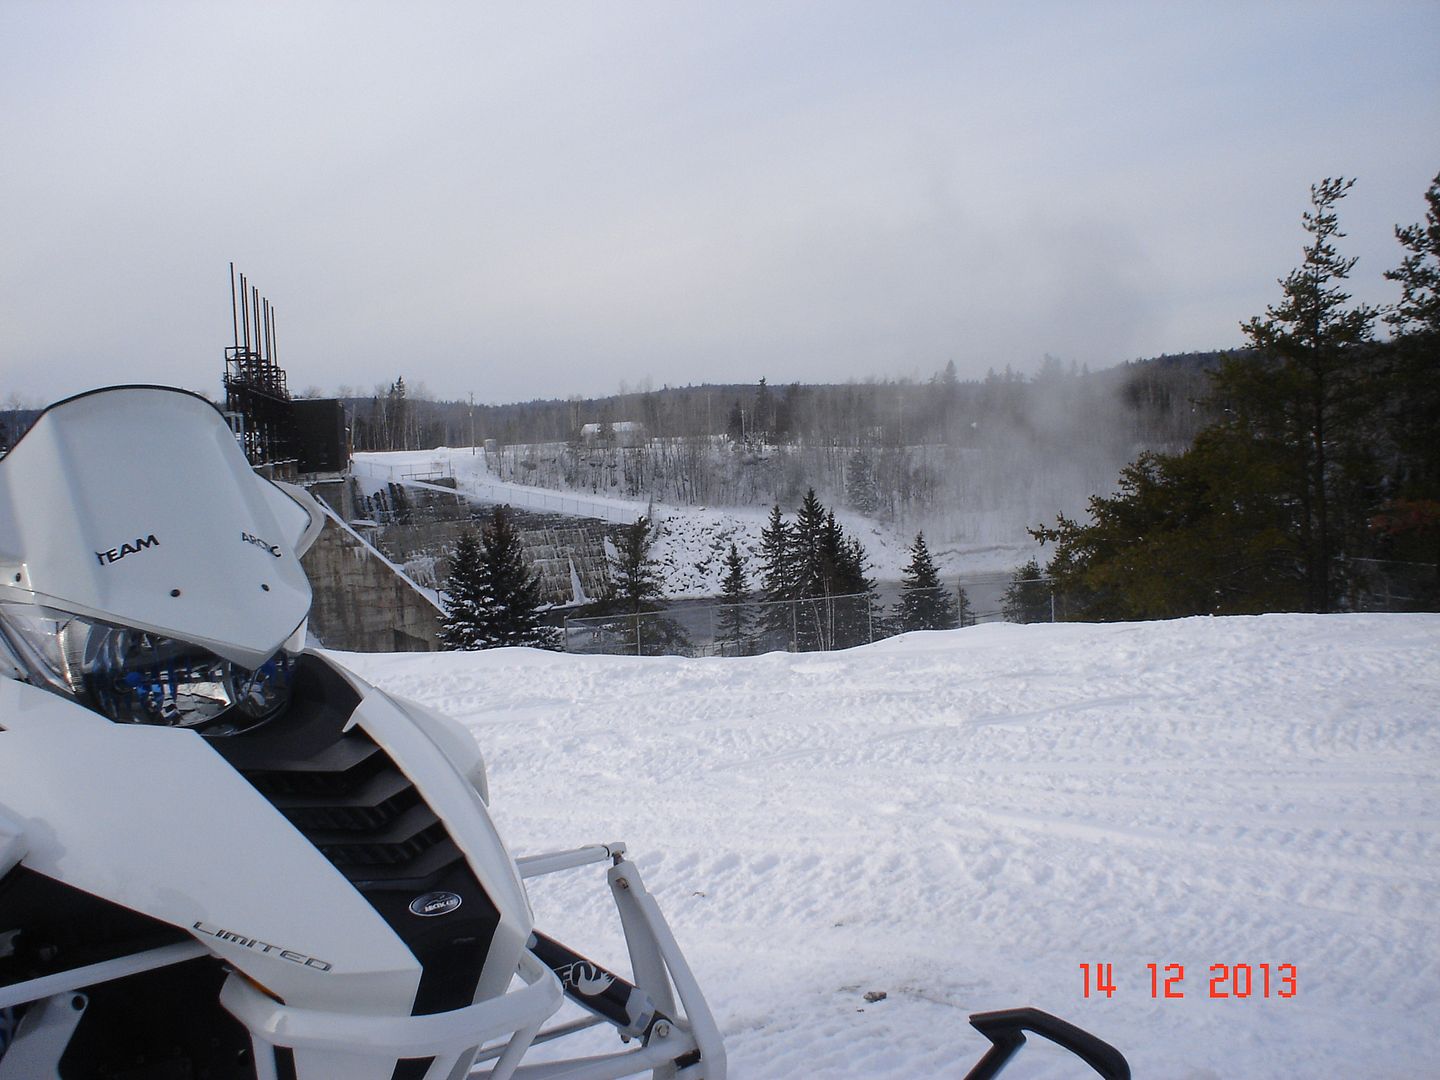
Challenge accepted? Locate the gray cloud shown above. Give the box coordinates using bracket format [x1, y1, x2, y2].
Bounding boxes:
[2, 2, 1437, 405]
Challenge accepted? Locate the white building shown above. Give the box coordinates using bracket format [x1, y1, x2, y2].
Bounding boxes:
[578, 421, 646, 448]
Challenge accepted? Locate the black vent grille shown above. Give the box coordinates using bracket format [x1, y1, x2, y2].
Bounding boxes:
[242, 729, 463, 884]
[208, 655, 503, 1018]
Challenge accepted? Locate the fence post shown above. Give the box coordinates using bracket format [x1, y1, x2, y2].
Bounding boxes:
[635, 611, 641, 657]
[790, 599, 797, 652]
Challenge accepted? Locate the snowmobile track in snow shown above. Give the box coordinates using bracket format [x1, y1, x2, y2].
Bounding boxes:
[345, 612, 1439, 1078]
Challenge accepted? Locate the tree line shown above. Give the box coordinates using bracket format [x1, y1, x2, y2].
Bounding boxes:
[438, 491, 978, 655]
[341, 359, 1213, 454]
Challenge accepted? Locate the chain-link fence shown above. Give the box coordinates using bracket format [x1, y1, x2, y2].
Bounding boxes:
[1347, 558, 1440, 612]
[561, 585, 1055, 658]
[559, 557, 1438, 658]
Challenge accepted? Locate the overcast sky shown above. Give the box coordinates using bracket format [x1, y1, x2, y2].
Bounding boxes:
[2, 2, 1437, 407]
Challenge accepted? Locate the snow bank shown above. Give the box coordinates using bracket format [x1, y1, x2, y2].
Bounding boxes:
[352, 448, 1036, 594]
[337, 613, 1440, 1078]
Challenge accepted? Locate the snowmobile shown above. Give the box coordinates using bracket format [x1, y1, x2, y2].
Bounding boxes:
[0, 386, 1128, 1080]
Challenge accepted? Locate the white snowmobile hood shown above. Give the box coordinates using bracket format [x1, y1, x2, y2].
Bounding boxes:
[0, 386, 321, 668]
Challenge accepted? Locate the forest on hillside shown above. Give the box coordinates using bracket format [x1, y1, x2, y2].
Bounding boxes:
[331, 354, 1221, 546]
[338, 353, 1216, 454]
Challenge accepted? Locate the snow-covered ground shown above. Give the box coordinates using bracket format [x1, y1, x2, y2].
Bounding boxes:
[337, 613, 1440, 1078]
[352, 448, 1036, 595]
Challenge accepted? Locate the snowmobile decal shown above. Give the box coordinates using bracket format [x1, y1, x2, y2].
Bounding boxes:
[530, 930, 656, 1039]
[407, 891, 462, 917]
[191, 920, 333, 971]
[558, 959, 616, 997]
[241, 530, 283, 557]
[94, 533, 159, 565]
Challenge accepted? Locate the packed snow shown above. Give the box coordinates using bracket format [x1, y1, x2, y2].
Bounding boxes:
[351, 448, 1037, 595]
[337, 612, 1440, 1078]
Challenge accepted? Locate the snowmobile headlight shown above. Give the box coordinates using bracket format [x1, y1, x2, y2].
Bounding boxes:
[0, 602, 298, 734]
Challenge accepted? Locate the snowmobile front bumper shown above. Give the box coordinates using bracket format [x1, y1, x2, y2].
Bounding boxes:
[220, 843, 724, 1080]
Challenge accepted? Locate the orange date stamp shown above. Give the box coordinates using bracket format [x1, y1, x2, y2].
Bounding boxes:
[1079, 962, 1297, 999]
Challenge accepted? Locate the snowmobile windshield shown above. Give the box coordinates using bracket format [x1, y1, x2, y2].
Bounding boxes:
[0, 602, 299, 735]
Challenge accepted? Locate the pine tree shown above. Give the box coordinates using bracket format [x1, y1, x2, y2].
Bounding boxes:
[1227, 177, 1379, 612]
[610, 516, 666, 614]
[788, 494, 830, 650]
[388, 376, 409, 450]
[476, 506, 547, 647]
[717, 542, 752, 654]
[833, 530, 879, 647]
[792, 489, 828, 599]
[758, 505, 792, 597]
[846, 452, 879, 515]
[438, 529, 489, 650]
[1002, 559, 1052, 624]
[1386, 171, 1440, 336]
[794, 508, 877, 649]
[439, 511, 549, 650]
[593, 516, 683, 656]
[753, 377, 774, 438]
[726, 400, 744, 441]
[758, 504, 795, 649]
[1032, 434, 1305, 620]
[897, 532, 958, 631]
[1382, 171, 1440, 515]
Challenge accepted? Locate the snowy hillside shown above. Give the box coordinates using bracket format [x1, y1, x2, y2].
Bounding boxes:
[337, 613, 1440, 1078]
[353, 448, 1037, 596]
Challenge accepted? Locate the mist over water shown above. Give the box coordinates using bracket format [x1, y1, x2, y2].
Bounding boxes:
[478, 358, 1213, 561]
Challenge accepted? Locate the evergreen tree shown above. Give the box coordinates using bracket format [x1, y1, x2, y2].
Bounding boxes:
[1381, 171, 1440, 529]
[758, 504, 794, 599]
[815, 511, 847, 595]
[610, 516, 666, 614]
[717, 542, 752, 654]
[438, 529, 489, 650]
[388, 376, 409, 450]
[1226, 177, 1380, 612]
[897, 532, 958, 631]
[1002, 559, 1052, 624]
[788, 495, 830, 650]
[846, 452, 880, 515]
[752, 377, 775, 438]
[594, 516, 689, 656]
[1033, 434, 1304, 620]
[1386, 171, 1440, 335]
[792, 508, 877, 649]
[476, 505, 547, 647]
[758, 504, 795, 649]
[726, 400, 744, 441]
[835, 530, 879, 647]
[792, 489, 828, 598]
[439, 512, 550, 650]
